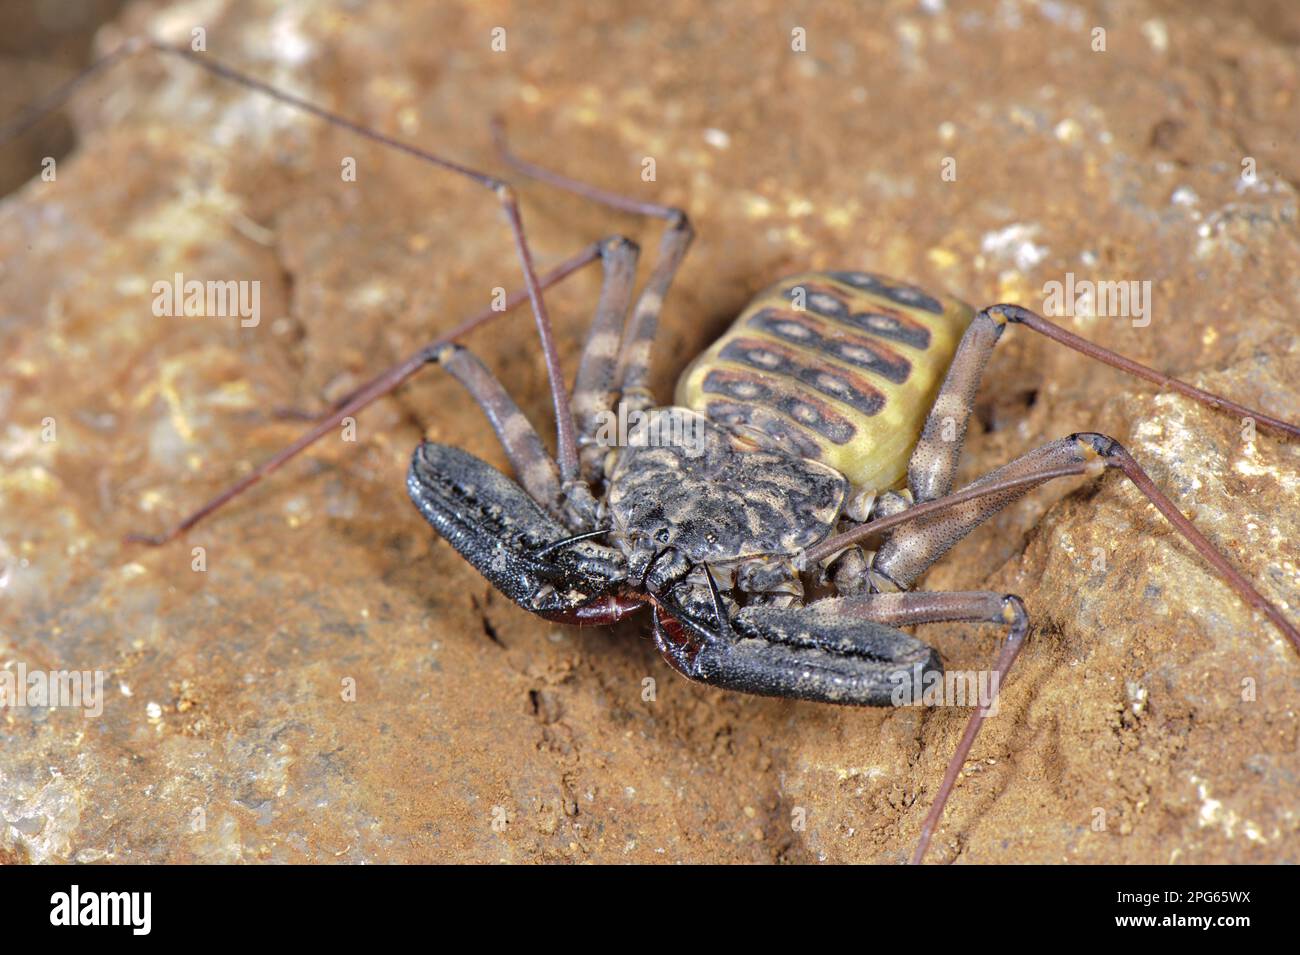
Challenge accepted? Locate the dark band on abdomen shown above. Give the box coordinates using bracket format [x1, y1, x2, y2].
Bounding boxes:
[718, 338, 886, 416]
[747, 308, 912, 384]
[783, 281, 933, 351]
[701, 369, 857, 444]
[825, 271, 945, 314]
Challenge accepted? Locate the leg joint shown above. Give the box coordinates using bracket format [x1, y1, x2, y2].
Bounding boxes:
[1068, 431, 1127, 462]
[1000, 594, 1029, 635]
[422, 342, 462, 365]
[984, 303, 1036, 326]
[974, 306, 1013, 340]
[601, 234, 640, 258]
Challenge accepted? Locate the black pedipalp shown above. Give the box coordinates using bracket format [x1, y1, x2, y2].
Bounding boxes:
[407, 442, 625, 615]
[653, 587, 943, 707]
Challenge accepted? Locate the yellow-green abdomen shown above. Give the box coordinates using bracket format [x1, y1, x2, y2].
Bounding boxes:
[675, 271, 974, 493]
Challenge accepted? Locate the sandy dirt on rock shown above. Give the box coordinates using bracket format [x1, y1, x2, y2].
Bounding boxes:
[1, 0, 1298, 863]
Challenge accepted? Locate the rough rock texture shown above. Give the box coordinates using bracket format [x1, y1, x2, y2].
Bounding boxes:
[1, 0, 1297, 864]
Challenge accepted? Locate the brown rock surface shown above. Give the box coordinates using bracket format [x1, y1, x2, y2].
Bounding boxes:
[1, 0, 1297, 863]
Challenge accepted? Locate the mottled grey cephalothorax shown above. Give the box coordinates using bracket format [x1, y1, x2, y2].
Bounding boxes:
[604, 408, 848, 592]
